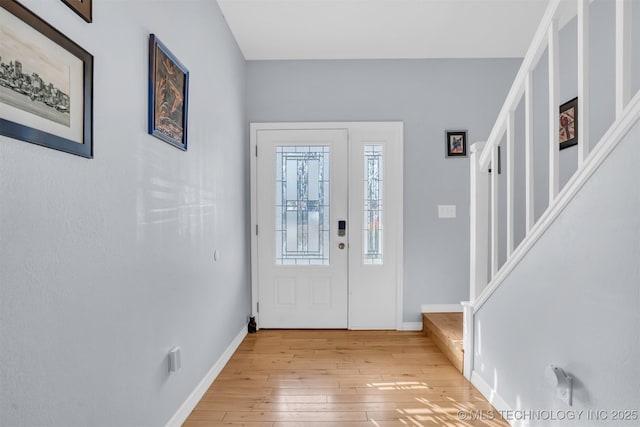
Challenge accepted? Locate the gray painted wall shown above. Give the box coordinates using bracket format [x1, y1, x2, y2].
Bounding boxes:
[0, 1, 250, 426]
[247, 59, 520, 321]
[473, 120, 640, 422]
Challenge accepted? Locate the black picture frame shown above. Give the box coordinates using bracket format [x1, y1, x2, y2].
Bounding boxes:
[148, 34, 189, 151]
[559, 96, 578, 150]
[0, 1, 93, 158]
[60, 0, 92, 23]
[445, 130, 467, 157]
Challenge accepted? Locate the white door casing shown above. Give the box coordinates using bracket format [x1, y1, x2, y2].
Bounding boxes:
[250, 122, 403, 330]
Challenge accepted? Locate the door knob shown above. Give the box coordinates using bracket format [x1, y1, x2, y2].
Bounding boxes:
[338, 243, 345, 250]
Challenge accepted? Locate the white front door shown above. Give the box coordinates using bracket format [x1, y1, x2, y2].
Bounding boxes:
[256, 129, 348, 328]
[251, 123, 403, 329]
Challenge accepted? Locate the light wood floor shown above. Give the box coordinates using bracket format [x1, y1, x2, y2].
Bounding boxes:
[183, 330, 507, 427]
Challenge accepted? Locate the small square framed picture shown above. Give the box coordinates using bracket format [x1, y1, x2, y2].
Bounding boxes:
[446, 131, 467, 157]
[559, 97, 578, 150]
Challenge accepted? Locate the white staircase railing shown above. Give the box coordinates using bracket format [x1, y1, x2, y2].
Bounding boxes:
[463, 0, 638, 379]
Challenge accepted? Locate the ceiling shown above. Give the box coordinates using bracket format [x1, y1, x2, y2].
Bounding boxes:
[216, 0, 551, 61]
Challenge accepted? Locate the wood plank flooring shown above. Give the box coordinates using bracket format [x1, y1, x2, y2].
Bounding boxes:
[183, 330, 507, 427]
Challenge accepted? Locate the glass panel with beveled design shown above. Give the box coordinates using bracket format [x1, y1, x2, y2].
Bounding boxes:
[364, 145, 383, 264]
[275, 146, 330, 265]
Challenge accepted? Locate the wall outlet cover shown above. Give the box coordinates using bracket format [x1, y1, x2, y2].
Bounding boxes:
[169, 347, 182, 373]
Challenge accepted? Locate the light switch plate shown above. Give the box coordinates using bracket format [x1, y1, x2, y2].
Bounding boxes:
[438, 205, 457, 218]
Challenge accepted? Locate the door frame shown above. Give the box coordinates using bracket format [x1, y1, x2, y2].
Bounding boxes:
[249, 122, 404, 329]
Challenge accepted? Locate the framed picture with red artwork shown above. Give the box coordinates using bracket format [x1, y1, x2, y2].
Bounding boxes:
[559, 97, 578, 150]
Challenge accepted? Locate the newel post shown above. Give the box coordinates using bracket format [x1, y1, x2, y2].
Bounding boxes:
[469, 142, 488, 301]
[465, 141, 488, 380]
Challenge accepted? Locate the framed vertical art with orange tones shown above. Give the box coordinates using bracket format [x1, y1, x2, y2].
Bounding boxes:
[148, 34, 189, 151]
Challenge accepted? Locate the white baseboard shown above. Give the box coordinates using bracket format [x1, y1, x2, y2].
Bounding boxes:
[470, 370, 517, 426]
[165, 325, 248, 427]
[401, 322, 423, 331]
[421, 303, 463, 313]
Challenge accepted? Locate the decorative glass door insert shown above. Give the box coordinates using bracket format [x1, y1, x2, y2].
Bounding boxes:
[275, 146, 330, 265]
[364, 145, 383, 264]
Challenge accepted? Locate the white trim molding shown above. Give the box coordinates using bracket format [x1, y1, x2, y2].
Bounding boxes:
[165, 325, 247, 427]
[470, 371, 516, 426]
[421, 303, 463, 313]
[401, 322, 423, 331]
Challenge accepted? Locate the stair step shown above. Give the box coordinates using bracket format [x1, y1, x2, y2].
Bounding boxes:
[422, 312, 463, 374]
